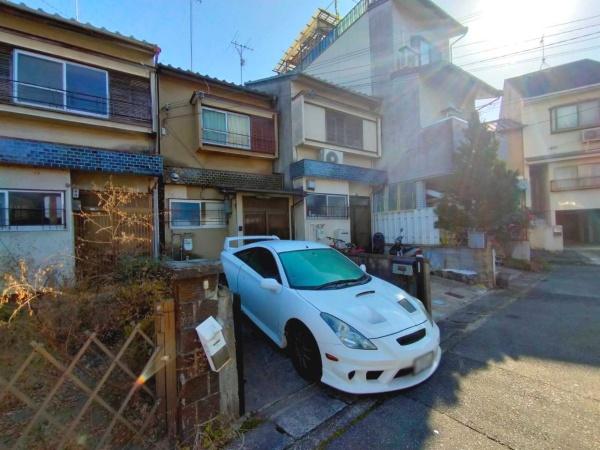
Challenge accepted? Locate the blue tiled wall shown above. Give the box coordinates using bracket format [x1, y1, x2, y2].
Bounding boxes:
[0, 138, 162, 176]
[290, 159, 386, 185]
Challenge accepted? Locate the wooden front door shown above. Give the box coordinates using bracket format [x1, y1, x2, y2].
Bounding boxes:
[243, 196, 290, 239]
[350, 196, 371, 251]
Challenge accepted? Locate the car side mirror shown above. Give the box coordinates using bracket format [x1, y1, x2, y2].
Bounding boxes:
[359, 264, 367, 273]
[260, 278, 282, 293]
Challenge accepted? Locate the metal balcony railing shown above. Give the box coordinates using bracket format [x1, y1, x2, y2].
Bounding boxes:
[550, 175, 600, 192]
[307, 205, 349, 219]
[202, 128, 276, 154]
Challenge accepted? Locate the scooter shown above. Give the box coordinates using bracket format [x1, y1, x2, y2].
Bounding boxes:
[388, 229, 422, 257]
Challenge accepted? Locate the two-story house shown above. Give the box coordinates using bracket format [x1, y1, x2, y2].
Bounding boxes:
[500, 59, 600, 250]
[275, 0, 499, 245]
[158, 65, 295, 259]
[0, 1, 162, 278]
[247, 72, 385, 250]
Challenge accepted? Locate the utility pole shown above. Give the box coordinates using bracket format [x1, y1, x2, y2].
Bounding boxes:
[190, 0, 201, 71]
[231, 39, 253, 85]
[75, 0, 79, 20]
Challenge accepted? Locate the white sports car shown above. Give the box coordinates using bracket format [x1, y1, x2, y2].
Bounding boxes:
[221, 236, 441, 394]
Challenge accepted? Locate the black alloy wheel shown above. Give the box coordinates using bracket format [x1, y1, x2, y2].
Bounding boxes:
[288, 323, 322, 382]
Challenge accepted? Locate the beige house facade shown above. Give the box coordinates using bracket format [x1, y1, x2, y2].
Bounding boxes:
[247, 73, 385, 250]
[0, 1, 161, 278]
[158, 66, 295, 260]
[500, 60, 600, 250]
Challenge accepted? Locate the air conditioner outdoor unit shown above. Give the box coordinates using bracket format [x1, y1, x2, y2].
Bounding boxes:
[321, 149, 344, 164]
[582, 127, 600, 143]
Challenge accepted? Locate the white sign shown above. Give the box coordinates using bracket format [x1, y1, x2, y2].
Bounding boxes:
[195, 316, 230, 372]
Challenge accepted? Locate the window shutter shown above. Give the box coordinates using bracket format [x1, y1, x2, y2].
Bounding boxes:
[0, 44, 10, 103]
[109, 72, 152, 126]
[251, 115, 275, 154]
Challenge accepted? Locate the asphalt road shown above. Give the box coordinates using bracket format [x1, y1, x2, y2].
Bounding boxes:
[326, 264, 600, 450]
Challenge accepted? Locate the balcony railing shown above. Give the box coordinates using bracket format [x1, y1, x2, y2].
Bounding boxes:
[202, 128, 276, 155]
[550, 176, 600, 192]
[307, 206, 349, 219]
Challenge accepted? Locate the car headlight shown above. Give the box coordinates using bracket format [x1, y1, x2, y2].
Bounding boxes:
[320, 312, 377, 350]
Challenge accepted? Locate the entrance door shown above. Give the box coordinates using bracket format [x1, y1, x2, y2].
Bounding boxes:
[556, 209, 600, 246]
[243, 196, 290, 239]
[349, 196, 371, 251]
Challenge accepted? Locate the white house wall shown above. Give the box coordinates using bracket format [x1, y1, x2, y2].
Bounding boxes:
[0, 166, 75, 280]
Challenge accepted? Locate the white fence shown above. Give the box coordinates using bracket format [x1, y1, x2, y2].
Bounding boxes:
[373, 207, 440, 245]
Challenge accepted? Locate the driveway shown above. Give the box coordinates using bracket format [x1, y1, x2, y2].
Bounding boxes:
[325, 264, 600, 449]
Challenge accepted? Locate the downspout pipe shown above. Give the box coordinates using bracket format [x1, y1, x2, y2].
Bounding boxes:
[449, 28, 467, 63]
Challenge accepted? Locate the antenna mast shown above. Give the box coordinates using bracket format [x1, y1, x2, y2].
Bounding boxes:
[540, 34, 549, 70]
[189, 0, 201, 71]
[231, 39, 254, 84]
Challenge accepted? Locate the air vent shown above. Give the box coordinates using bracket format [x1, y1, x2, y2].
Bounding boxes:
[582, 127, 600, 143]
[397, 328, 426, 346]
[320, 149, 343, 164]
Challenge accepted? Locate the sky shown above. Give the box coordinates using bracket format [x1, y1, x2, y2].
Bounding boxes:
[16, 0, 600, 97]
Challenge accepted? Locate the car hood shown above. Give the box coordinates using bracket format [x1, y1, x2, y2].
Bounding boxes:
[296, 277, 428, 339]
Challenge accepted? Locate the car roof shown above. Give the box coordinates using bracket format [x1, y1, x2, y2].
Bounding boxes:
[242, 239, 330, 253]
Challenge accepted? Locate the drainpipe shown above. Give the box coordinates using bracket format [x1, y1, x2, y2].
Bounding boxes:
[449, 29, 467, 63]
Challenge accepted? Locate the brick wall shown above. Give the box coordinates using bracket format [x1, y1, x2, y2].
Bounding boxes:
[166, 260, 239, 444]
[165, 166, 284, 191]
[0, 137, 162, 176]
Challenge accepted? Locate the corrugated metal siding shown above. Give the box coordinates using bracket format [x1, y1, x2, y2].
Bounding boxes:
[373, 207, 440, 245]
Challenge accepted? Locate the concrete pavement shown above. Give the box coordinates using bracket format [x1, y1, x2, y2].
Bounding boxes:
[325, 264, 600, 449]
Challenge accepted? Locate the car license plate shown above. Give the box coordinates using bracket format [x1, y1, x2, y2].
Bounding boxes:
[413, 351, 434, 374]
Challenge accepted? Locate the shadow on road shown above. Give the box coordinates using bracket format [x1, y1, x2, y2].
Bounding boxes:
[325, 264, 600, 449]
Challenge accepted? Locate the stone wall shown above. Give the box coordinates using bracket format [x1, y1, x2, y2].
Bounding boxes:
[165, 260, 239, 444]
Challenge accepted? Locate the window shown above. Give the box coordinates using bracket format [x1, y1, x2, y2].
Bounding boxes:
[554, 166, 578, 180]
[306, 194, 348, 218]
[388, 183, 399, 211]
[279, 248, 367, 290]
[202, 108, 251, 149]
[169, 199, 226, 228]
[399, 182, 416, 210]
[325, 109, 363, 149]
[551, 100, 600, 132]
[579, 163, 600, 177]
[372, 190, 384, 212]
[410, 36, 441, 66]
[14, 50, 109, 117]
[0, 190, 65, 230]
[235, 247, 281, 282]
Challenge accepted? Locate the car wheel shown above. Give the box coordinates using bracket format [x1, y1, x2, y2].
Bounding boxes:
[287, 323, 322, 382]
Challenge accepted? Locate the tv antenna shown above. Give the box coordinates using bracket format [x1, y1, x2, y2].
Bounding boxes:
[539, 34, 550, 70]
[231, 39, 253, 84]
[189, 0, 202, 71]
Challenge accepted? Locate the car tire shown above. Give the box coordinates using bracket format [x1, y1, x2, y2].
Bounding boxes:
[287, 323, 322, 382]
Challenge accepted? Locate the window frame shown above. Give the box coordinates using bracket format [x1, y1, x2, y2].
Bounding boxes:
[169, 198, 226, 229]
[235, 247, 282, 283]
[550, 99, 600, 133]
[201, 106, 252, 150]
[325, 108, 364, 150]
[306, 193, 348, 219]
[0, 189, 66, 232]
[13, 49, 110, 119]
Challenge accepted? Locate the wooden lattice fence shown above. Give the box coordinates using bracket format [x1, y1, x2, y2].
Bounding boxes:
[0, 300, 175, 449]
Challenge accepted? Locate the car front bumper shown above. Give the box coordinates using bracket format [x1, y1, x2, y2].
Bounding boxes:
[320, 321, 441, 394]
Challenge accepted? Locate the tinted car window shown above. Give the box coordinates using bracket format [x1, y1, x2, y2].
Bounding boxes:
[235, 247, 281, 282]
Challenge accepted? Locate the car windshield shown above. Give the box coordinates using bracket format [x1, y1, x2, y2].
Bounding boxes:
[278, 248, 369, 290]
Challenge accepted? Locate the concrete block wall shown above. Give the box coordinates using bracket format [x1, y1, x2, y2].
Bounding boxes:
[166, 260, 239, 444]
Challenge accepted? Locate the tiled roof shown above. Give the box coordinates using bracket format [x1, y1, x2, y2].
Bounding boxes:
[247, 72, 382, 107]
[158, 64, 276, 99]
[506, 59, 600, 98]
[0, 0, 159, 53]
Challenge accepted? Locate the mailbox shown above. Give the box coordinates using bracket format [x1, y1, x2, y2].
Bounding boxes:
[196, 316, 231, 372]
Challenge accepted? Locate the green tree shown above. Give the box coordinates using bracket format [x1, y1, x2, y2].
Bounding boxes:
[435, 113, 525, 246]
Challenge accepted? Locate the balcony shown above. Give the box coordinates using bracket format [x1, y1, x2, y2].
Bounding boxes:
[551, 176, 600, 192]
[290, 159, 387, 185]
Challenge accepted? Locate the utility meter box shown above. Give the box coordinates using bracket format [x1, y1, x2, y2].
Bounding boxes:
[195, 316, 230, 372]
